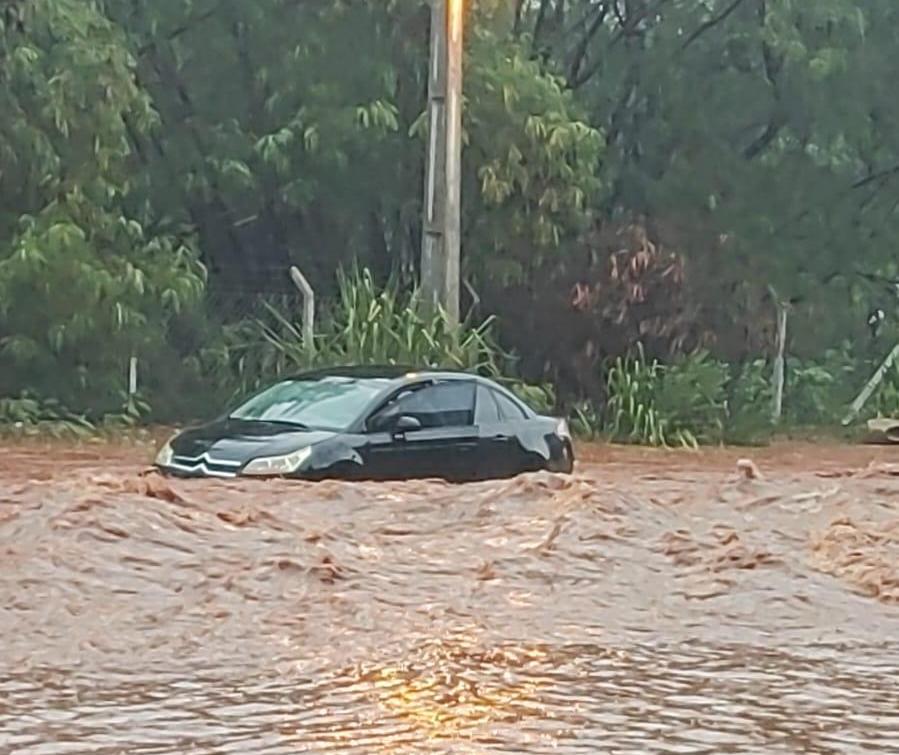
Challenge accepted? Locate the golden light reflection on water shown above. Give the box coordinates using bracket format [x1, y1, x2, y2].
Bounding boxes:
[5, 448, 899, 754]
[363, 636, 549, 741]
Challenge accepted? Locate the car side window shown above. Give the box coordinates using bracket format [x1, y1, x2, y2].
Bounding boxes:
[368, 381, 476, 431]
[474, 385, 501, 424]
[492, 389, 528, 421]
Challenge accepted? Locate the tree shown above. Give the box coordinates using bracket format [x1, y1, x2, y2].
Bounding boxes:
[0, 0, 204, 410]
[3, 0, 899, 411]
[512, 0, 899, 359]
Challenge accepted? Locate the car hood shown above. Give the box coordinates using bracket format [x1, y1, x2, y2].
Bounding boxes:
[170, 418, 338, 466]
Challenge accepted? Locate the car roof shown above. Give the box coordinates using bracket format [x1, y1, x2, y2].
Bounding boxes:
[289, 365, 417, 381]
[288, 364, 482, 384]
[279, 366, 538, 423]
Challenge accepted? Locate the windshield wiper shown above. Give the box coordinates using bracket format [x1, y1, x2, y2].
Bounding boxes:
[230, 416, 310, 429]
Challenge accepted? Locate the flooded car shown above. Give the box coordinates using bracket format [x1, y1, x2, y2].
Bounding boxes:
[155, 366, 574, 481]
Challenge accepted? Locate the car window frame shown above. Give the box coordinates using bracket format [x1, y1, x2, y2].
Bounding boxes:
[491, 387, 529, 421]
[474, 383, 502, 425]
[364, 378, 477, 433]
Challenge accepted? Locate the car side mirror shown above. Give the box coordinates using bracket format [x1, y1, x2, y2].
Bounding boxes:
[393, 415, 422, 435]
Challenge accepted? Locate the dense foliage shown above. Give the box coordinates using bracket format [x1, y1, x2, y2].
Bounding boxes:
[3, 0, 899, 437]
[214, 266, 503, 401]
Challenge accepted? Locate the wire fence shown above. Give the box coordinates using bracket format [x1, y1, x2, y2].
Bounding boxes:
[135, 266, 318, 421]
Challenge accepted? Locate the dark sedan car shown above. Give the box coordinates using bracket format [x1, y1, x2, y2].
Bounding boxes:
[155, 367, 574, 481]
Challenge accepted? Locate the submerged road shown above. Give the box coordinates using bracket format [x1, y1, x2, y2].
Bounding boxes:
[1, 442, 898, 753]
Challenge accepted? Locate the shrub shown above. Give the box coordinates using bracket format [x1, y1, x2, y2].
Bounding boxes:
[723, 359, 774, 443]
[0, 393, 95, 438]
[603, 346, 728, 447]
[654, 351, 729, 443]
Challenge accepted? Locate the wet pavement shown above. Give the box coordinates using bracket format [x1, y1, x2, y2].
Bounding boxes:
[1, 442, 898, 753]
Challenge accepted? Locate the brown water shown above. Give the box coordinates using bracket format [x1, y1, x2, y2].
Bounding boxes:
[2, 442, 898, 753]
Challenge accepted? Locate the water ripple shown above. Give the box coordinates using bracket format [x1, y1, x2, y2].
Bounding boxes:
[1, 446, 898, 753]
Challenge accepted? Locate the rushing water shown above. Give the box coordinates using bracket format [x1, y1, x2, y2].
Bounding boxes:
[1, 443, 898, 753]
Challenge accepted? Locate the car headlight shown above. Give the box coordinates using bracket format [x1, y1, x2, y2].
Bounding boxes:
[155, 440, 174, 467]
[242, 446, 312, 477]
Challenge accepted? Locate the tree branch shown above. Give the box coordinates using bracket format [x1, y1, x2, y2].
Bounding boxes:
[742, 119, 782, 160]
[567, 2, 610, 86]
[135, 0, 328, 57]
[532, 0, 553, 51]
[771, 161, 899, 242]
[555, 0, 567, 30]
[570, 0, 669, 88]
[853, 163, 899, 190]
[137, 1, 226, 57]
[610, 0, 670, 46]
[739, 1, 784, 162]
[513, 0, 526, 36]
[681, 0, 748, 52]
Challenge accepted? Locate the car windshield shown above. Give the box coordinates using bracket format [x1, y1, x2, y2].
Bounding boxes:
[230, 376, 390, 431]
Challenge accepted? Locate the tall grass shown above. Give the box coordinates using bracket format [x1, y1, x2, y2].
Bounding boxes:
[605, 346, 728, 448]
[211, 266, 503, 401]
[598, 343, 872, 447]
[276, 266, 500, 370]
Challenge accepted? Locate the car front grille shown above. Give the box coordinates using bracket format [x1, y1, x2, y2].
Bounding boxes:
[169, 454, 242, 478]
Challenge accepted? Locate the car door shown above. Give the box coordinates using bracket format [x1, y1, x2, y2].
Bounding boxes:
[361, 380, 479, 480]
[489, 388, 538, 475]
[474, 384, 520, 479]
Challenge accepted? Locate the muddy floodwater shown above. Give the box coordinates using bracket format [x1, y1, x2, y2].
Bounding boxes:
[1, 442, 898, 754]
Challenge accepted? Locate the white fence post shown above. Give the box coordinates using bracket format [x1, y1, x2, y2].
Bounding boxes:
[771, 299, 789, 423]
[289, 266, 315, 353]
[128, 356, 139, 396]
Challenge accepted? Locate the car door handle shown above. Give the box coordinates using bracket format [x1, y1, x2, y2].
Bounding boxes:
[492, 434, 510, 441]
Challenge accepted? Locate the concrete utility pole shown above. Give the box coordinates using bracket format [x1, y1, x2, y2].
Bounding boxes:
[421, 0, 463, 326]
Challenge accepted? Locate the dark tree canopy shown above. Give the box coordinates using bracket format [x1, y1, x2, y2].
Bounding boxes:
[1, 0, 897, 410]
